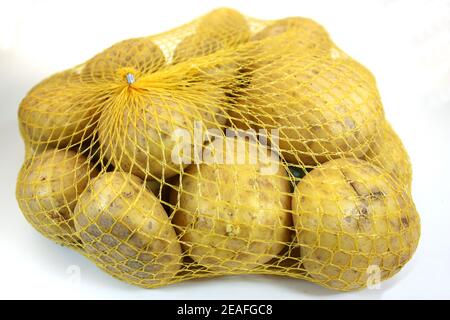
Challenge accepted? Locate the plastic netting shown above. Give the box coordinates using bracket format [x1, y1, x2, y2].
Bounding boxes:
[16, 8, 420, 291]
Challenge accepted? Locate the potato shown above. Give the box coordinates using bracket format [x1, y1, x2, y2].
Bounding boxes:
[18, 72, 100, 148]
[74, 172, 182, 287]
[16, 149, 97, 243]
[172, 35, 224, 64]
[172, 34, 239, 88]
[364, 122, 412, 189]
[227, 17, 332, 130]
[173, 8, 249, 64]
[98, 84, 228, 180]
[172, 137, 292, 271]
[242, 17, 332, 74]
[172, 8, 249, 89]
[196, 8, 250, 45]
[233, 53, 384, 165]
[292, 158, 420, 290]
[252, 17, 331, 51]
[82, 37, 166, 81]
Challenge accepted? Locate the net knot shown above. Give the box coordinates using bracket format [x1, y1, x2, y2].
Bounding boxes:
[126, 73, 135, 84]
[116, 67, 139, 85]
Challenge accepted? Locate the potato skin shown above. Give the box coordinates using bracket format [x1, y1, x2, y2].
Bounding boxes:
[252, 17, 331, 51]
[364, 122, 412, 189]
[197, 8, 250, 45]
[82, 37, 166, 80]
[173, 35, 224, 64]
[231, 18, 382, 161]
[292, 158, 420, 290]
[16, 149, 96, 244]
[246, 17, 332, 74]
[173, 8, 249, 64]
[98, 87, 227, 180]
[172, 35, 239, 88]
[172, 9, 249, 87]
[74, 172, 182, 287]
[228, 17, 332, 131]
[172, 137, 292, 271]
[235, 54, 384, 166]
[18, 72, 99, 149]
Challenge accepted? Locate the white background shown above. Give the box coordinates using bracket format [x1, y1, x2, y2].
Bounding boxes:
[0, 0, 449, 299]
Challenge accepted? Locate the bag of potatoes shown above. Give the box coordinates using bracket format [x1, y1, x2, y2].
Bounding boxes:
[16, 8, 420, 291]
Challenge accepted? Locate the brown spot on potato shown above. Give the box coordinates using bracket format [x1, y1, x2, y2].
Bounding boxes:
[368, 191, 386, 200]
[122, 191, 133, 198]
[401, 217, 409, 228]
[358, 204, 368, 217]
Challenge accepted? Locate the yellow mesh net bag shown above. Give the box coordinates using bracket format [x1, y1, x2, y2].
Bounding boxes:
[16, 8, 420, 291]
